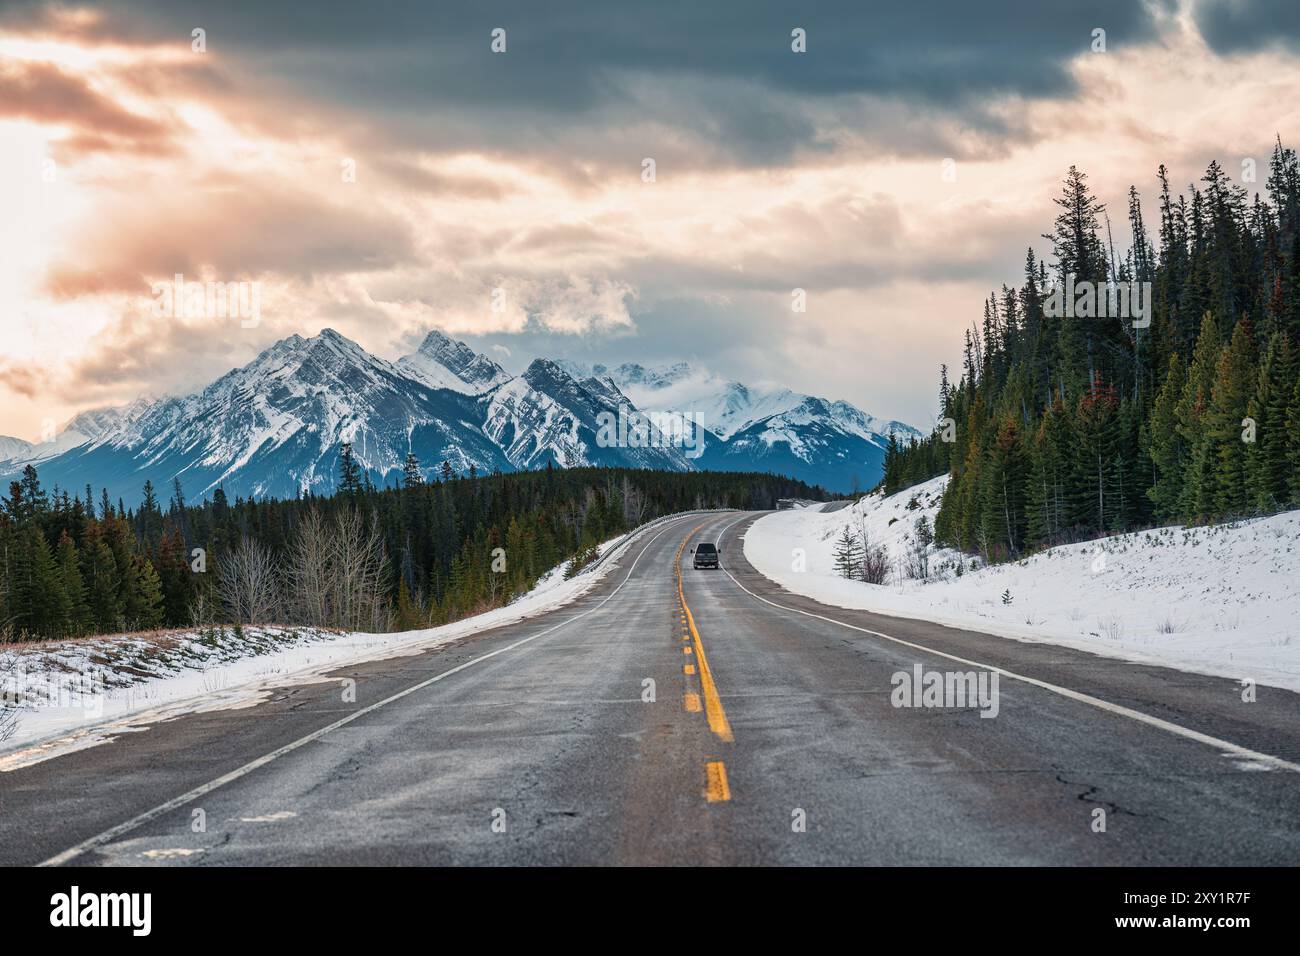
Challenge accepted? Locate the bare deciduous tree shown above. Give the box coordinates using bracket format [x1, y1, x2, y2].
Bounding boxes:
[331, 509, 389, 632]
[621, 476, 647, 525]
[285, 509, 333, 627]
[281, 508, 389, 632]
[217, 536, 280, 624]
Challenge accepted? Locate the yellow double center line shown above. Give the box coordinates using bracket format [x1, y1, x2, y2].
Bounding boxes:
[675, 525, 734, 746]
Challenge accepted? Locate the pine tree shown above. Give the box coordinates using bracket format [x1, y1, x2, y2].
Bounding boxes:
[2, 482, 23, 526]
[19, 466, 47, 523]
[1071, 377, 1121, 535]
[138, 480, 163, 550]
[393, 578, 426, 630]
[1205, 318, 1258, 515]
[171, 477, 190, 546]
[1247, 332, 1295, 511]
[980, 416, 1028, 557]
[14, 525, 65, 638]
[157, 526, 192, 626]
[1107, 398, 1145, 531]
[82, 532, 124, 633]
[55, 531, 90, 635]
[1176, 313, 1223, 518]
[0, 521, 11, 639]
[125, 557, 165, 630]
[1045, 166, 1110, 284]
[339, 442, 362, 498]
[1145, 353, 1188, 521]
[402, 452, 424, 488]
[832, 526, 863, 579]
[1288, 373, 1300, 505]
[882, 430, 902, 495]
[1026, 401, 1069, 546]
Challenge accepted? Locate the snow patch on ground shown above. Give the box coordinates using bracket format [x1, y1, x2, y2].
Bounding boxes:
[0, 515, 686, 769]
[743, 475, 1300, 691]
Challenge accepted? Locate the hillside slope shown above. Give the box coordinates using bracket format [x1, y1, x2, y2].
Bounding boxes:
[743, 475, 1300, 691]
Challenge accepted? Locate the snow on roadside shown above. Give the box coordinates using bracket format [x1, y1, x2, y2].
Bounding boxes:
[743, 475, 1300, 692]
[0, 514, 687, 769]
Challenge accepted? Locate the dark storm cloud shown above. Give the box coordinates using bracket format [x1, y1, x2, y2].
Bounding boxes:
[1, 0, 1165, 166]
[1193, 0, 1300, 55]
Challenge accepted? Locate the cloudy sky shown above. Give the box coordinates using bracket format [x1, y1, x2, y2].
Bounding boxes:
[2, 0, 1297, 440]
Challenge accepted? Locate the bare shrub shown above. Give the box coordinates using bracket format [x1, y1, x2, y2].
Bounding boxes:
[564, 545, 601, 579]
[187, 590, 218, 629]
[854, 517, 889, 585]
[0, 653, 19, 742]
[860, 539, 890, 585]
[904, 515, 933, 581]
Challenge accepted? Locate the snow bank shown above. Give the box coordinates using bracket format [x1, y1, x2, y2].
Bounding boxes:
[0, 514, 690, 768]
[743, 476, 1300, 692]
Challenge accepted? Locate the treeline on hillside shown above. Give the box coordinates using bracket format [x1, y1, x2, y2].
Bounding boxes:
[884, 139, 1300, 561]
[0, 460, 822, 641]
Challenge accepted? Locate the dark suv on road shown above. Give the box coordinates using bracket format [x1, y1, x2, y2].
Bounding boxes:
[692, 542, 719, 569]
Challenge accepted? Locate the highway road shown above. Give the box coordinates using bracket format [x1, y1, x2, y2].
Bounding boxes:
[2, 510, 1298, 866]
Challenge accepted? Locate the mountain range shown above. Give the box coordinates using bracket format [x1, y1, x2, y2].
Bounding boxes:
[1, 329, 918, 504]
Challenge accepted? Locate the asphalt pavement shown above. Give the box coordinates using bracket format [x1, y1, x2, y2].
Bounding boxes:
[1, 511, 1296, 866]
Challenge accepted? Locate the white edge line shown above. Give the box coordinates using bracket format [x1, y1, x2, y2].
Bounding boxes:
[716, 514, 1300, 775]
[38, 516, 693, 867]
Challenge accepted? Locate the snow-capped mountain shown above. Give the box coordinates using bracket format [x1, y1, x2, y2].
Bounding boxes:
[0, 436, 33, 464]
[6, 331, 918, 503]
[697, 396, 902, 493]
[480, 360, 695, 471]
[0, 401, 156, 471]
[8, 330, 690, 502]
[21, 330, 515, 502]
[558, 360, 917, 443]
[557, 359, 920, 491]
[398, 329, 511, 394]
[64, 400, 157, 443]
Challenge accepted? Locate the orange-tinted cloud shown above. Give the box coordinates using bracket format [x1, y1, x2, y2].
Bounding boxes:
[0, 58, 176, 155]
[43, 177, 417, 298]
[0, 362, 41, 399]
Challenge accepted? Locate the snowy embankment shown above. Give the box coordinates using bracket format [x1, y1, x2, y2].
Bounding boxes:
[744, 475, 1300, 692]
[0, 514, 688, 768]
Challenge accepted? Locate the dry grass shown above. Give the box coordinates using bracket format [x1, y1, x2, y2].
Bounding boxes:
[0, 623, 345, 655]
